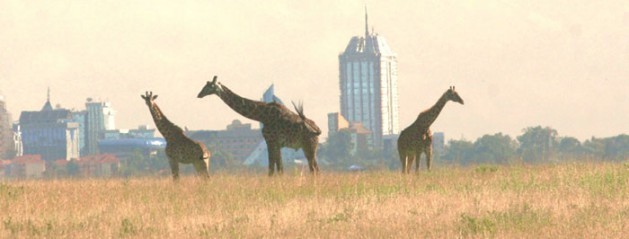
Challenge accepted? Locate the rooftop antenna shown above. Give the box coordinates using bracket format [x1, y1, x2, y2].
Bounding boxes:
[47, 87, 51, 103]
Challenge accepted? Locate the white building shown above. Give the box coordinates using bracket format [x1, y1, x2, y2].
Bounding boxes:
[339, 9, 399, 148]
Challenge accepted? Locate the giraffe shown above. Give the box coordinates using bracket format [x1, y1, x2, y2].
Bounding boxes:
[197, 76, 321, 176]
[398, 86, 464, 174]
[141, 91, 211, 180]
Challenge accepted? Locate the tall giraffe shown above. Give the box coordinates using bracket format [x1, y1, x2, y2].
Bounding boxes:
[398, 86, 464, 174]
[141, 91, 211, 180]
[197, 76, 321, 176]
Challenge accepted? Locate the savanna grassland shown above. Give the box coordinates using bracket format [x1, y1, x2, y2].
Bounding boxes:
[1, 162, 627, 238]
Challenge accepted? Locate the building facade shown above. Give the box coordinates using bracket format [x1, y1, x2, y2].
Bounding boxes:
[188, 120, 263, 165]
[85, 99, 116, 155]
[339, 10, 399, 148]
[328, 112, 371, 157]
[327, 112, 350, 135]
[19, 95, 80, 161]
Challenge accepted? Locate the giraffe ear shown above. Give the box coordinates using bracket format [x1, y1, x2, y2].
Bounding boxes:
[141, 95, 146, 100]
[153, 95, 158, 100]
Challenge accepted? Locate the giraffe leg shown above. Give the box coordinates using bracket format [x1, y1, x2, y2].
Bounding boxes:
[426, 145, 433, 172]
[193, 159, 210, 179]
[267, 143, 281, 177]
[304, 145, 319, 175]
[410, 153, 417, 174]
[399, 150, 407, 174]
[168, 159, 180, 181]
[415, 152, 422, 173]
[276, 152, 284, 176]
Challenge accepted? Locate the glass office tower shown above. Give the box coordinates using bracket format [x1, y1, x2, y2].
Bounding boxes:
[339, 10, 399, 148]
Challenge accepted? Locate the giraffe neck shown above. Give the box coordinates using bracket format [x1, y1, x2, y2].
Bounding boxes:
[148, 103, 183, 141]
[413, 92, 449, 129]
[217, 84, 271, 123]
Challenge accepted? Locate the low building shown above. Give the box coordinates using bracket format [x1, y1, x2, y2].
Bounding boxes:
[344, 122, 372, 155]
[187, 120, 263, 165]
[104, 125, 156, 140]
[328, 112, 372, 156]
[9, 155, 46, 179]
[328, 112, 349, 135]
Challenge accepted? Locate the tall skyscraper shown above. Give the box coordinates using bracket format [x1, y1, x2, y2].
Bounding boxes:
[339, 9, 399, 148]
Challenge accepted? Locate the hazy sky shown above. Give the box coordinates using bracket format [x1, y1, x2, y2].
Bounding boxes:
[1, 0, 627, 141]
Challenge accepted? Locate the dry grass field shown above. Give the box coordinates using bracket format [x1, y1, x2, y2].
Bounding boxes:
[1, 161, 627, 238]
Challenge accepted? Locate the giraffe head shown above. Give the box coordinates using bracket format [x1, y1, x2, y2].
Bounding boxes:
[141, 91, 158, 106]
[446, 86, 464, 105]
[197, 76, 222, 98]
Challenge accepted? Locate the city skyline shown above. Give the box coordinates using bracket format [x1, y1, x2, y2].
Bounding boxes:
[1, 1, 627, 142]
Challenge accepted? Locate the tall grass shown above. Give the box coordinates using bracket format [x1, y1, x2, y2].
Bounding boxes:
[1, 161, 627, 238]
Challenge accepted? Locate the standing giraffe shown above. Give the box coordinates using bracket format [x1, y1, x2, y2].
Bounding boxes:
[197, 76, 321, 176]
[398, 86, 464, 174]
[141, 91, 211, 180]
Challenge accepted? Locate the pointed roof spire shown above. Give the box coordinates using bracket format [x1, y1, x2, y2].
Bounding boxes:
[42, 87, 53, 111]
[364, 5, 369, 37]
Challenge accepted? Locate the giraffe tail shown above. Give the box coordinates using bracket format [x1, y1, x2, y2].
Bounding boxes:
[292, 101, 321, 136]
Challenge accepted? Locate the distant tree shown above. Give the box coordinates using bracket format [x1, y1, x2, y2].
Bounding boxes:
[472, 133, 518, 164]
[582, 137, 606, 160]
[442, 139, 474, 165]
[517, 126, 558, 162]
[557, 137, 583, 160]
[120, 149, 150, 177]
[603, 134, 629, 160]
[318, 131, 352, 166]
[149, 151, 170, 172]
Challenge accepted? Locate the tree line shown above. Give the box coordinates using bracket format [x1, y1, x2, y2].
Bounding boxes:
[441, 126, 627, 165]
[318, 126, 628, 170]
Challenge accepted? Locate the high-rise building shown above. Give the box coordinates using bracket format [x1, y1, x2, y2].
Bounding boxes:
[0, 94, 15, 159]
[339, 9, 399, 148]
[19, 91, 79, 161]
[85, 98, 116, 155]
